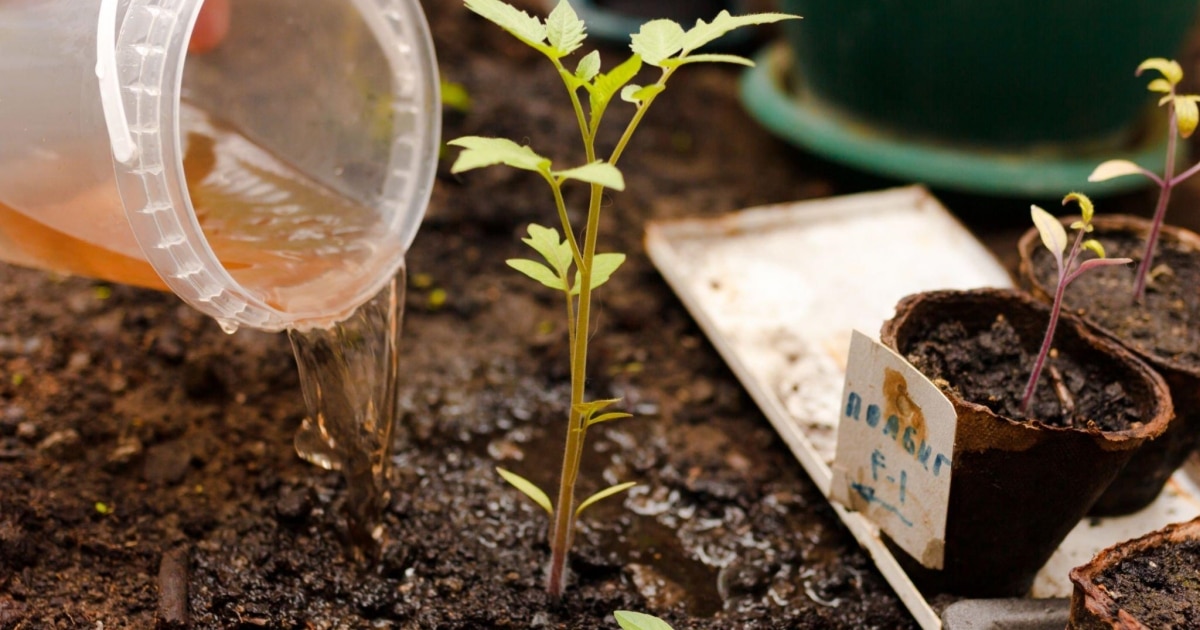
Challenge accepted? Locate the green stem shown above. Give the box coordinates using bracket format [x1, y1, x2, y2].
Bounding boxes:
[546, 65, 680, 597]
[545, 175, 584, 274]
[555, 65, 596, 162]
[547, 184, 602, 597]
[610, 68, 676, 167]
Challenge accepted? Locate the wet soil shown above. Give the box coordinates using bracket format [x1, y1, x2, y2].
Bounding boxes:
[1093, 538, 1200, 627]
[0, 2, 919, 628]
[1027, 229, 1200, 367]
[903, 314, 1146, 431]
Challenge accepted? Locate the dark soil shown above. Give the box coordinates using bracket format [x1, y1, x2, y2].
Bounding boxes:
[1093, 539, 1200, 628]
[903, 314, 1145, 431]
[1028, 229, 1200, 366]
[0, 2, 920, 628]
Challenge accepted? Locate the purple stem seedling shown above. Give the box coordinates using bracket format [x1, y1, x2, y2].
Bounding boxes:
[447, 0, 799, 597]
[1021, 193, 1133, 414]
[1088, 58, 1200, 302]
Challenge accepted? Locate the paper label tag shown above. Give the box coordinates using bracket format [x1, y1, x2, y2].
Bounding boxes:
[830, 330, 956, 569]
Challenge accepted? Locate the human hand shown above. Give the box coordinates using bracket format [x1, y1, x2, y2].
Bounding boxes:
[189, 0, 230, 54]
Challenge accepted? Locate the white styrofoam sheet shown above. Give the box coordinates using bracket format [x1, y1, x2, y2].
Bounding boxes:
[644, 185, 1200, 629]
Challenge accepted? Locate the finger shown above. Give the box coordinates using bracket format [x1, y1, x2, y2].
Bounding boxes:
[189, 0, 231, 54]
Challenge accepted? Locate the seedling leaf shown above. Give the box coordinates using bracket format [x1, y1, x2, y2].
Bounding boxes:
[614, 611, 675, 630]
[1075, 257, 1133, 276]
[662, 53, 755, 68]
[586, 412, 633, 427]
[1031, 205, 1067, 271]
[497, 467, 554, 515]
[1081, 239, 1106, 259]
[630, 20, 686, 67]
[448, 137, 551, 174]
[1147, 78, 1173, 94]
[1089, 159, 1145, 182]
[679, 11, 800, 55]
[507, 258, 566, 291]
[521, 224, 573, 276]
[1138, 57, 1183, 85]
[575, 481, 638, 517]
[1063, 192, 1093, 224]
[555, 162, 626, 190]
[576, 50, 601, 82]
[574, 398, 623, 417]
[590, 55, 644, 121]
[464, 0, 548, 48]
[546, 0, 586, 56]
[571, 253, 626, 295]
[1174, 95, 1200, 138]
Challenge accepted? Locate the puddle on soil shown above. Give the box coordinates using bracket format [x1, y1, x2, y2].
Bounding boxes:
[469, 412, 725, 617]
[288, 268, 405, 560]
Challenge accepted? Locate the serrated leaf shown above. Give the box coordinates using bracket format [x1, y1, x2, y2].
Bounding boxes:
[1089, 159, 1145, 182]
[464, 0, 547, 48]
[630, 19, 686, 67]
[589, 54, 644, 121]
[546, 0, 586, 56]
[448, 137, 552, 174]
[521, 224, 572, 276]
[1081, 239, 1107, 259]
[1031, 204, 1067, 273]
[1147, 78, 1173, 94]
[507, 258, 566, 291]
[1137, 57, 1182, 85]
[1063, 192, 1093, 224]
[586, 412, 632, 427]
[615, 611, 675, 630]
[576, 50, 601, 81]
[571, 252, 626, 295]
[1175, 95, 1199, 138]
[679, 11, 801, 55]
[496, 467, 553, 515]
[662, 53, 755, 68]
[554, 161, 626, 190]
[575, 481, 638, 517]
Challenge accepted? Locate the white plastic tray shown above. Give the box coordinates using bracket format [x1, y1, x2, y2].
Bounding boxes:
[644, 186, 1200, 629]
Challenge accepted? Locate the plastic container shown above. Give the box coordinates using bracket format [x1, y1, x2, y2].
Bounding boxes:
[0, 0, 440, 332]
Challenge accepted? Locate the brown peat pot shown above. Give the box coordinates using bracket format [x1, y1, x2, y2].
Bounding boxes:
[880, 289, 1171, 597]
[1019, 216, 1200, 515]
[1068, 516, 1200, 629]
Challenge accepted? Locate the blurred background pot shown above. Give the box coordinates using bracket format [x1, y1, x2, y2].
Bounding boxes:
[741, 0, 1200, 196]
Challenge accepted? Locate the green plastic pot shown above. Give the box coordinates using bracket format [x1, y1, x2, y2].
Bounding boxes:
[739, 1, 1199, 196]
[779, 0, 1198, 148]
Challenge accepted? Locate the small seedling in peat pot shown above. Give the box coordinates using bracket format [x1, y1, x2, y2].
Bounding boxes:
[1088, 57, 1200, 301]
[1022, 193, 1133, 413]
[449, 0, 799, 597]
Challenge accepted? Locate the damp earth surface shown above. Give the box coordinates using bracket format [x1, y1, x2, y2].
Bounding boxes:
[11, 1, 1196, 627]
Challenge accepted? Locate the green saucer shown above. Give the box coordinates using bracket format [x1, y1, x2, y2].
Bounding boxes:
[739, 44, 1174, 197]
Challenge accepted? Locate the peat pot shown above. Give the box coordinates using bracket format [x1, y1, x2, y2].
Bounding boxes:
[1068, 516, 1200, 629]
[880, 289, 1171, 597]
[1019, 216, 1200, 515]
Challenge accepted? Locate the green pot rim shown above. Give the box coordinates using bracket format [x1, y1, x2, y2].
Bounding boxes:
[739, 43, 1179, 198]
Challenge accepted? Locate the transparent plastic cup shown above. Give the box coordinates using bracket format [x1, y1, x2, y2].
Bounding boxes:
[0, 0, 440, 332]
